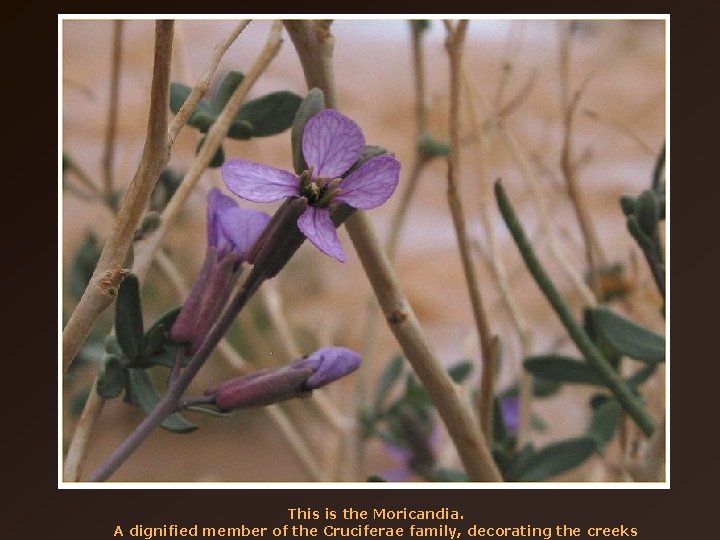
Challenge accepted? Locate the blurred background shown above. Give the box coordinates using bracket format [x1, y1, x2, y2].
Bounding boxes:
[62, 18, 666, 482]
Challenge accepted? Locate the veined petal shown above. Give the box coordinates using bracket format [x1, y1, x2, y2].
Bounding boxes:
[302, 109, 365, 179]
[216, 206, 271, 261]
[297, 206, 346, 262]
[335, 155, 401, 210]
[222, 159, 299, 202]
[207, 188, 239, 247]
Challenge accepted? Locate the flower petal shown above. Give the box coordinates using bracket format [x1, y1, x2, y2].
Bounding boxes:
[222, 159, 298, 202]
[207, 188, 239, 247]
[302, 109, 365, 178]
[335, 155, 401, 210]
[297, 206, 346, 262]
[294, 346, 361, 390]
[216, 206, 271, 261]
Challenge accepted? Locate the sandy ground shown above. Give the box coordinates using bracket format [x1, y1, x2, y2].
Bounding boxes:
[62, 19, 666, 482]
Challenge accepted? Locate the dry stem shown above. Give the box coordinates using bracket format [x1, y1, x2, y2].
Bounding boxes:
[63, 21, 174, 373]
[102, 20, 123, 207]
[286, 19, 501, 481]
[133, 21, 282, 282]
[445, 20, 498, 445]
[63, 20, 277, 481]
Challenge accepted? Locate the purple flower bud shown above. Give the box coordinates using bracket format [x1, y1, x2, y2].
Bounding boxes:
[292, 346, 361, 390]
[206, 347, 361, 411]
[171, 189, 270, 354]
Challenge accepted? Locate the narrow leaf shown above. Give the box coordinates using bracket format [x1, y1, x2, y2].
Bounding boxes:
[229, 91, 302, 140]
[448, 360, 473, 383]
[374, 355, 405, 412]
[97, 355, 126, 399]
[512, 437, 598, 481]
[115, 273, 144, 361]
[588, 397, 622, 448]
[169, 82, 216, 131]
[211, 71, 245, 112]
[586, 307, 665, 364]
[524, 355, 605, 386]
[125, 369, 197, 434]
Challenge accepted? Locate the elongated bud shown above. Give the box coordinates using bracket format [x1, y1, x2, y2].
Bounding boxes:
[170, 189, 270, 354]
[206, 347, 361, 411]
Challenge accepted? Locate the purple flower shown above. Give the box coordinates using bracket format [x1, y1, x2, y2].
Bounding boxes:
[206, 347, 361, 411]
[171, 188, 270, 354]
[500, 395, 520, 435]
[222, 109, 401, 262]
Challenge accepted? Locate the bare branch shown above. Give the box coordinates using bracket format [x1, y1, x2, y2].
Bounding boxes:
[63, 21, 175, 373]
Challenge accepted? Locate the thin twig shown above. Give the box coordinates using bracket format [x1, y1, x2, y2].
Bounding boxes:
[133, 21, 283, 282]
[561, 82, 606, 298]
[466, 74, 597, 306]
[168, 20, 250, 145]
[102, 20, 123, 209]
[63, 381, 105, 481]
[445, 20, 498, 445]
[463, 69, 534, 445]
[287, 19, 502, 481]
[64, 21, 274, 480]
[63, 21, 175, 373]
[385, 154, 429, 259]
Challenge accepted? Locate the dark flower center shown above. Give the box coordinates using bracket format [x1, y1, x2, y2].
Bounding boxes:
[299, 169, 341, 208]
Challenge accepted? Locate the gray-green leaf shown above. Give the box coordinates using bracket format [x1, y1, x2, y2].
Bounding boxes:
[115, 274, 144, 361]
[524, 355, 605, 386]
[229, 91, 302, 140]
[585, 307, 665, 364]
[125, 369, 197, 434]
[512, 437, 598, 481]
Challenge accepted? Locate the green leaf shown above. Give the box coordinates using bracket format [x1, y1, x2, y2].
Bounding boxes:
[97, 355, 126, 399]
[169, 82, 216, 131]
[291, 88, 326, 173]
[432, 468, 469, 482]
[533, 377, 562, 397]
[585, 307, 665, 364]
[418, 134, 450, 158]
[115, 274, 144, 361]
[511, 437, 598, 481]
[196, 136, 225, 168]
[635, 189, 660, 238]
[229, 91, 302, 140]
[374, 355, 405, 412]
[125, 369, 197, 434]
[144, 307, 181, 353]
[619, 195, 636, 217]
[588, 397, 622, 448]
[211, 71, 245, 112]
[69, 232, 101, 300]
[448, 361, 473, 383]
[403, 374, 431, 407]
[524, 355, 605, 386]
